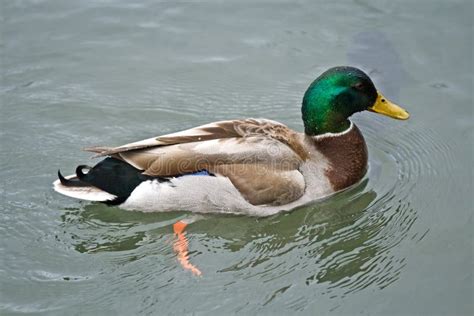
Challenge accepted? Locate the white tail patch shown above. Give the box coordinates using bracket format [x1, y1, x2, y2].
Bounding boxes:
[53, 174, 117, 202]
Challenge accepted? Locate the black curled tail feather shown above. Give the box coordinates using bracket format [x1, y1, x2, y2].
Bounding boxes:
[76, 165, 91, 179]
[60, 158, 170, 205]
[58, 170, 90, 187]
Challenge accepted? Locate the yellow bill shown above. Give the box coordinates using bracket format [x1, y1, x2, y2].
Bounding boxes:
[369, 92, 410, 120]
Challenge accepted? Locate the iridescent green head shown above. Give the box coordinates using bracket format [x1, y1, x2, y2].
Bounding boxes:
[302, 66, 409, 135]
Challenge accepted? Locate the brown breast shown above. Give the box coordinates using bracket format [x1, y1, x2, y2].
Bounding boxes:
[312, 124, 368, 191]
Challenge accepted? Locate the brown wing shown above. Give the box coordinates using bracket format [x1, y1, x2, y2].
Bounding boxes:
[84, 118, 308, 205]
[84, 119, 309, 160]
[116, 136, 302, 175]
[209, 164, 305, 206]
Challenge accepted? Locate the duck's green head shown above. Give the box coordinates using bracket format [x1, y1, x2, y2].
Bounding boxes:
[302, 66, 409, 135]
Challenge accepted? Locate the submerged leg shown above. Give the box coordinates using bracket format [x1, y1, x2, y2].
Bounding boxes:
[172, 218, 202, 276]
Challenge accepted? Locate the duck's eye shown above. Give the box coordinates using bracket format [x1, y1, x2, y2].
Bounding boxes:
[353, 82, 364, 90]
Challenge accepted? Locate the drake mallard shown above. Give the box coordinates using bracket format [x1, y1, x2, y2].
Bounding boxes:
[54, 66, 409, 216]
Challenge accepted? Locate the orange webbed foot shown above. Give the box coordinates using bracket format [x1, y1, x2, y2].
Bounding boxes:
[173, 220, 202, 276]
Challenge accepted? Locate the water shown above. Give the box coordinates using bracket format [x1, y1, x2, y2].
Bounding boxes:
[1, 0, 472, 315]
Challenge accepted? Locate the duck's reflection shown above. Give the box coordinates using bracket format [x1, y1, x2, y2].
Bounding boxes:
[59, 179, 412, 292]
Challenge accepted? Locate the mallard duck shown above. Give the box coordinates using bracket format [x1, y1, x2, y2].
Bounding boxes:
[54, 66, 409, 216]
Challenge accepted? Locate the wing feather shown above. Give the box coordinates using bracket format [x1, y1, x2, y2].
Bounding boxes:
[84, 119, 308, 160]
[82, 118, 309, 205]
[209, 164, 305, 206]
